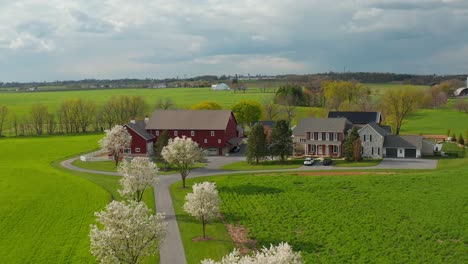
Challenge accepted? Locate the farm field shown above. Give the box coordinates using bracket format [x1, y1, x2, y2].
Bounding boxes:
[0, 135, 156, 263]
[171, 157, 468, 263]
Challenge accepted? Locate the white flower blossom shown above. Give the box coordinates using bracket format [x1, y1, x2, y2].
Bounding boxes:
[118, 157, 159, 202]
[90, 200, 167, 264]
[99, 125, 132, 167]
[184, 182, 220, 238]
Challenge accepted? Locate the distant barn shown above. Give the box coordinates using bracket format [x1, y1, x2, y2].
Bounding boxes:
[211, 83, 231, 91]
[454, 77, 468, 97]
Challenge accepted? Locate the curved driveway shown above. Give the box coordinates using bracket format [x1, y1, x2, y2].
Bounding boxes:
[60, 156, 437, 264]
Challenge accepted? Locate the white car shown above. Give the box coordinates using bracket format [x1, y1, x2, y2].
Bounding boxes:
[303, 157, 314, 166]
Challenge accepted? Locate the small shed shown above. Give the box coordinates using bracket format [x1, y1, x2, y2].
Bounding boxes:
[211, 83, 231, 91]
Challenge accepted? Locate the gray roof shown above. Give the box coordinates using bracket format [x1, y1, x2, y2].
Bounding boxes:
[294, 118, 350, 135]
[384, 135, 423, 149]
[146, 110, 234, 130]
[328, 111, 381, 124]
[125, 121, 155, 141]
[361, 122, 389, 137]
[381, 125, 392, 134]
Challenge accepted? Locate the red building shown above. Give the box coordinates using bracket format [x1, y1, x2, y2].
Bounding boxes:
[125, 110, 242, 156]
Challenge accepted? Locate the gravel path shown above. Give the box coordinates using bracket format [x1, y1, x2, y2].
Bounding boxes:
[60, 155, 437, 264]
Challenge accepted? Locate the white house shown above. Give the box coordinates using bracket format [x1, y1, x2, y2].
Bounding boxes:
[211, 83, 231, 91]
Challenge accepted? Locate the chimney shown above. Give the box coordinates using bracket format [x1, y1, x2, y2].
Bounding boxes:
[144, 116, 149, 124]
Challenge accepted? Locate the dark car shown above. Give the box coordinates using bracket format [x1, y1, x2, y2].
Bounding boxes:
[322, 158, 333, 166]
[230, 146, 241, 153]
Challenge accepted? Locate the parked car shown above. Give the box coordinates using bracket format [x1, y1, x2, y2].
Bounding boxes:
[322, 158, 333, 166]
[303, 157, 314, 166]
[230, 146, 241, 153]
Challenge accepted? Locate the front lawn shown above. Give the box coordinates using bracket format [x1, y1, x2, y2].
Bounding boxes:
[71, 159, 206, 175]
[172, 162, 468, 263]
[220, 159, 304, 171]
[333, 159, 382, 167]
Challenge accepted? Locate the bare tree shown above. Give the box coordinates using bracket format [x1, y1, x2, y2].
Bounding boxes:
[0, 105, 8, 137]
[155, 97, 174, 110]
[262, 97, 281, 121]
[30, 104, 49, 135]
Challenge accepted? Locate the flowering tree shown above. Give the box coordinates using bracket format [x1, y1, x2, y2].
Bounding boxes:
[90, 200, 167, 264]
[184, 182, 220, 238]
[161, 136, 205, 188]
[201, 242, 303, 264]
[118, 157, 159, 202]
[99, 125, 132, 167]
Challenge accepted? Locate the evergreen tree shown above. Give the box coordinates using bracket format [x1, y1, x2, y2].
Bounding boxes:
[344, 127, 360, 161]
[451, 133, 457, 142]
[247, 123, 267, 164]
[269, 120, 293, 162]
[458, 134, 465, 145]
[153, 130, 170, 170]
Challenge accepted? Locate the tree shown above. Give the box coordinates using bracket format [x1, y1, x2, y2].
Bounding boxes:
[262, 97, 281, 121]
[161, 136, 205, 188]
[457, 134, 465, 146]
[454, 100, 468, 113]
[247, 123, 267, 164]
[118, 157, 159, 202]
[269, 120, 293, 162]
[451, 133, 457, 142]
[201, 242, 303, 264]
[191, 101, 222, 110]
[183, 182, 220, 239]
[422, 86, 447, 109]
[231, 100, 262, 128]
[90, 200, 167, 264]
[99, 125, 132, 167]
[344, 127, 361, 162]
[381, 87, 423, 135]
[275, 84, 309, 106]
[0, 105, 8, 137]
[322, 80, 370, 111]
[155, 97, 174, 110]
[30, 104, 49, 135]
[153, 130, 170, 170]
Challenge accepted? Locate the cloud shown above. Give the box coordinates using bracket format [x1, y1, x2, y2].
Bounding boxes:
[0, 0, 467, 81]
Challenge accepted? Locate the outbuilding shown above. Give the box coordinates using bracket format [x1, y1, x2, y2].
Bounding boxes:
[211, 83, 231, 91]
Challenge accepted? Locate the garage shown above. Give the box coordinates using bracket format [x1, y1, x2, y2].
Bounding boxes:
[386, 148, 397, 158]
[404, 149, 416, 158]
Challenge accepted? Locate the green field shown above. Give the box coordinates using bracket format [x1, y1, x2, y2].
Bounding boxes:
[0, 135, 156, 263]
[172, 157, 468, 263]
[220, 159, 304, 171]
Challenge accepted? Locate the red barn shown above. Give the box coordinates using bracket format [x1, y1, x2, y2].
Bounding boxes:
[125, 110, 242, 156]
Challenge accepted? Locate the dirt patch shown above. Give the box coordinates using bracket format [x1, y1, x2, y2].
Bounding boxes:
[225, 224, 256, 254]
[192, 237, 214, 242]
[292, 171, 395, 176]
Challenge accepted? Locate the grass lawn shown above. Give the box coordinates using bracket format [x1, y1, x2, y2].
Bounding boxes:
[220, 159, 304, 171]
[442, 142, 465, 152]
[71, 159, 206, 175]
[0, 135, 158, 263]
[333, 159, 382, 167]
[172, 157, 468, 263]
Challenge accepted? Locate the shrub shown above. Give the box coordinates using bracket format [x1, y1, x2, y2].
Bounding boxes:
[322, 158, 333, 166]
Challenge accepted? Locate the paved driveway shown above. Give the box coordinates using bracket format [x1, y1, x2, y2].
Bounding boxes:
[376, 158, 438, 169]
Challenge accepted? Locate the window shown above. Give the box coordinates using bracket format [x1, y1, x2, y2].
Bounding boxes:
[363, 135, 366, 142]
[333, 133, 338, 141]
[124, 148, 131, 154]
[204, 139, 207, 143]
[370, 135, 373, 142]
[136, 148, 141, 153]
[155, 130, 159, 136]
[311, 145, 316, 152]
[361, 147, 364, 154]
[300, 138, 306, 143]
[326, 133, 330, 141]
[333, 146, 338, 153]
[399, 149, 403, 154]
[191, 131, 195, 136]
[378, 147, 380, 155]
[318, 133, 322, 141]
[371, 147, 374, 155]
[218, 139, 221, 144]
[174, 131, 178, 136]
[211, 131, 215, 136]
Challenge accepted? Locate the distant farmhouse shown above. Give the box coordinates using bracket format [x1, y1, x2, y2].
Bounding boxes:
[211, 83, 231, 91]
[293, 111, 434, 158]
[124, 110, 243, 157]
[454, 77, 468, 97]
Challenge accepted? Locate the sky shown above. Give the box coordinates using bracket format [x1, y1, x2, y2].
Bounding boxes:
[0, 0, 468, 82]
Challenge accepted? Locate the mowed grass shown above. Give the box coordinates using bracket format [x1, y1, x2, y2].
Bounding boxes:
[71, 159, 206, 175]
[172, 157, 468, 263]
[0, 135, 110, 263]
[220, 159, 304, 171]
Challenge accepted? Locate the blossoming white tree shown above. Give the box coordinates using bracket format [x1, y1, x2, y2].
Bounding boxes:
[161, 136, 205, 188]
[118, 157, 159, 202]
[201, 242, 303, 264]
[90, 200, 167, 264]
[184, 182, 220, 239]
[99, 125, 132, 167]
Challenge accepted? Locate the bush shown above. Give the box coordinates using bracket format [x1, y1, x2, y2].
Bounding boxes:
[322, 158, 333, 166]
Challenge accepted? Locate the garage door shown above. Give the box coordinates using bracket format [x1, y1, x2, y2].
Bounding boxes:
[405, 149, 416, 158]
[386, 148, 397, 158]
